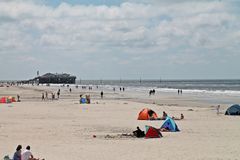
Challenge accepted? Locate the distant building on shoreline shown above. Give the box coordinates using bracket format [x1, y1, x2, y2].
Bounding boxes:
[24, 73, 76, 84]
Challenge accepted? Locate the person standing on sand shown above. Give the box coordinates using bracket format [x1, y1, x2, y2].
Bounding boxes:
[45, 92, 48, 100]
[17, 94, 20, 102]
[57, 89, 60, 99]
[217, 105, 220, 115]
[41, 93, 45, 101]
[100, 91, 103, 99]
[51, 93, 55, 100]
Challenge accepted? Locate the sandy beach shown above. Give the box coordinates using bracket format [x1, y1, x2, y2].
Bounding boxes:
[0, 85, 240, 160]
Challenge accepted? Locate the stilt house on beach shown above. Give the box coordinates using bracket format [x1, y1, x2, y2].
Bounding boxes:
[32, 73, 76, 84]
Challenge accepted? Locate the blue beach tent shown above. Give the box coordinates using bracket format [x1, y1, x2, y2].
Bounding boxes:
[160, 116, 180, 132]
[225, 104, 240, 115]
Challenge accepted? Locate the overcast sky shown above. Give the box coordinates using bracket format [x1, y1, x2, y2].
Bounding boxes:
[0, 0, 240, 80]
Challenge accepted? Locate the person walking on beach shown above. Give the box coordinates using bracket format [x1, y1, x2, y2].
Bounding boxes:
[152, 89, 155, 95]
[100, 91, 103, 99]
[57, 89, 60, 99]
[149, 90, 152, 96]
[17, 94, 20, 102]
[41, 93, 45, 101]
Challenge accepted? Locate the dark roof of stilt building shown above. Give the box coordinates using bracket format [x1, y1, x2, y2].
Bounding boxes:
[39, 73, 76, 78]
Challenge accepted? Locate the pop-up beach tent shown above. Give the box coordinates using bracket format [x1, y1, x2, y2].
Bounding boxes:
[145, 125, 162, 138]
[80, 98, 86, 104]
[137, 108, 158, 120]
[160, 116, 180, 132]
[225, 104, 240, 115]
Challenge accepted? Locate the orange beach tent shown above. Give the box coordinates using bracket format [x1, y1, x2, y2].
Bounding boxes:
[137, 108, 158, 120]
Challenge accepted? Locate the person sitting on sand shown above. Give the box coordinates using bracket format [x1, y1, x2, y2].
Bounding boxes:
[162, 111, 168, 120]
[133, 126, 145, 138]
[79, 95, 84, 104]
[22, 145, 44, 160]
[86, 95, 91, 104]
[172, 113, 184, 120]
[159, 127, 170, 132]
[148, 110, 156, 120]
[13, 145, 22, 160]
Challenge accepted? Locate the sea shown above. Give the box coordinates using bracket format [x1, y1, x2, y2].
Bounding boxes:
[1, 79, 240, 96]
[76, 79, 240, 96]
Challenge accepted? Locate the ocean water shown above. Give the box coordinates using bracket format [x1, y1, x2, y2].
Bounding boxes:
[76, 79, 240, 95]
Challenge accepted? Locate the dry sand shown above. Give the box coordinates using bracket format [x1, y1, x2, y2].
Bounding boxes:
[0, 85, 240, 160]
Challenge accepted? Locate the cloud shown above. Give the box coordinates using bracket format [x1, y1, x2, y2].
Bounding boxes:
[0, 1, 237, 52]
[0, 0, 239, 79]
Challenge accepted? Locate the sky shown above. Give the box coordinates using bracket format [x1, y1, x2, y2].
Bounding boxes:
[0, 0, 240, 80]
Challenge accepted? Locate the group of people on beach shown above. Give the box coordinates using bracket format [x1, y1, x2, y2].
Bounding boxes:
[131, 111, 184, 138]
[149, 89, 156, 96]
[178, 89, 183, 95]
[11, 145, 44, 160]
[41, 89, 60, 101]
[149, 111, 184, 121]
[119, 87, 125, 92]
[79, 94, 91, 104]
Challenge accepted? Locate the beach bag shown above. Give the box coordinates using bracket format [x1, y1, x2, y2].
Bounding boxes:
[3, 155, 12, 160]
